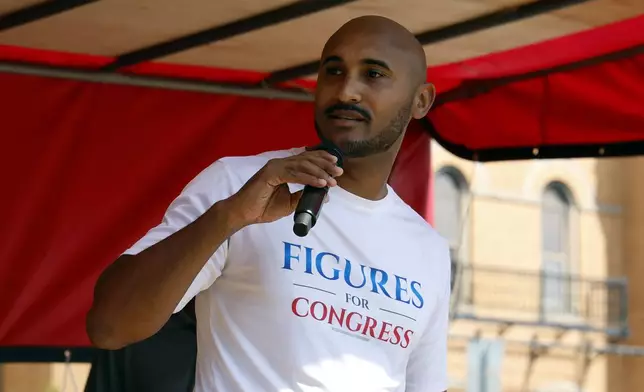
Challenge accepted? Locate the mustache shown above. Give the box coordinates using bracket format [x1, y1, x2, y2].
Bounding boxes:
[324, 103, 371, 122]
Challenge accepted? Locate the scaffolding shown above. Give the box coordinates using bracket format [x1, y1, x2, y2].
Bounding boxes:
[449, 262, 629, 339]
[449, 333, 644, 357]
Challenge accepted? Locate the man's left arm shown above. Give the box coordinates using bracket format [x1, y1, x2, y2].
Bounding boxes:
[405, 242, 451, 392]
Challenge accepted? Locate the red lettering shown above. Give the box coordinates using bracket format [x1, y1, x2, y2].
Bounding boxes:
[328, 306, 346, 326]
[310, 301, 328, 321]
[291, 297, 309, 317]
[390, 326, 403, 345]
[401, 330, 414, 349]
[290, 297, 413, 349]
[346, 312, 363, 332]
[377, 322, 392, 342]
[361, 316, 378, 338]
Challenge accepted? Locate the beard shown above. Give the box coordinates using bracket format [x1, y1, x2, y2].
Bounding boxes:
[316, 100, 413, 158]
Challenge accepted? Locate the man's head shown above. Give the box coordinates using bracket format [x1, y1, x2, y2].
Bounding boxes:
[314, 15, 435, 158]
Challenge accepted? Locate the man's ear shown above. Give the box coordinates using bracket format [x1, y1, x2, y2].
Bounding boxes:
[411, 83, 436, 120]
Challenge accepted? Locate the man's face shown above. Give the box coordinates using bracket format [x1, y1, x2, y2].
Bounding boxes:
[314, 33, 417, 158]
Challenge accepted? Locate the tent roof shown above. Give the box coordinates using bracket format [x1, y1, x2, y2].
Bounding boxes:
[1, 0, 643, 161]
[0, 0, 639, 75]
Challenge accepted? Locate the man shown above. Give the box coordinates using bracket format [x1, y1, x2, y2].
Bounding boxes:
[87, 15, 450, 392]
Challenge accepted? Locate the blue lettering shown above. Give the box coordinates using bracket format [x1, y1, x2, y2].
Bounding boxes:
[394, 275, 411, 304]
[284, 242, 422, 308]
[315, 252, 340, 280]
[303, 246, 314, 274]
[282, 242, 300, 270]
[369, 268, 392, 298]
[282, 242, 313, 274]
[344, 259, 367, 289]
[410, 281, 424, 309]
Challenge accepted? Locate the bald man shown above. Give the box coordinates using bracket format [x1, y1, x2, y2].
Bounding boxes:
[87, 16, 450, 392]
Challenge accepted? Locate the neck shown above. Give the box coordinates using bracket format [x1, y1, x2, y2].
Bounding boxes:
[336, 146, 400, 201]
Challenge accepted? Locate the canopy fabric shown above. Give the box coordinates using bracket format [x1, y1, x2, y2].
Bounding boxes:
[2, 0, 638, 71]
[1, 0, 643, 161]
[429, 13, 644, 160]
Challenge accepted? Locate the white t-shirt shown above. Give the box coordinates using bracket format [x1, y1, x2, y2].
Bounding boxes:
[124, 147, 451, 392]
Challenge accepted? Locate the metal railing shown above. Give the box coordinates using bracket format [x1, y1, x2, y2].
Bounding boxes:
[450, 263, 629, 338]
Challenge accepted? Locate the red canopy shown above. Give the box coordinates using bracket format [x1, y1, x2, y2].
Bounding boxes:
[430, 13, 644, 161]
[1, 11, 641, 160]
[0, 1, 642, 359]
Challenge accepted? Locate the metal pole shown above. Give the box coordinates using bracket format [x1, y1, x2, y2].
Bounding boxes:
[0, 62, 315, 102]
[449, 333, 644, 357]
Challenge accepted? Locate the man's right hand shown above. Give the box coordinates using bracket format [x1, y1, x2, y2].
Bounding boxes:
[88, 149, 343, 349]
[225, 149, 343, 226]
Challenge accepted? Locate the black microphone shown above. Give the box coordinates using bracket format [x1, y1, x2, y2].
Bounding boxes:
[293, 144, 344, 237]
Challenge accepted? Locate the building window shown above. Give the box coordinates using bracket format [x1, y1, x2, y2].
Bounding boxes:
[541, 182, 574, 317]
[434, 167, 467, 293]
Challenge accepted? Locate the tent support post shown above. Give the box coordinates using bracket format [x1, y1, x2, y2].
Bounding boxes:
[0, 62, 314, 102]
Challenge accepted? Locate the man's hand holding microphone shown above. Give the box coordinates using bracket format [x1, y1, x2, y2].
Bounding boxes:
[87, 147, 343, 349]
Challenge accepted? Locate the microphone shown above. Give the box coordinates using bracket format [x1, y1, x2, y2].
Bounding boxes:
[293, 144, 344, 237]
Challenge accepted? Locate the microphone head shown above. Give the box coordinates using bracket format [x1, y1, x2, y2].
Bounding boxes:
[292, 143, 342, 237]
[293, 212, 314, 237]
[313, 142, 344, 169]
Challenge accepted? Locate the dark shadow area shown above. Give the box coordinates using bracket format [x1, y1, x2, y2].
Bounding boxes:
[84, 299, 197, 392]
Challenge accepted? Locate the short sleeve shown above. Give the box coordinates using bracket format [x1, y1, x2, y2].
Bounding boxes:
[123, 159, 238, 314]
[405, 241, 451, 392]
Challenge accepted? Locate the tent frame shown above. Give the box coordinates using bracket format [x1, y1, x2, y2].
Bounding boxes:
[0, 62, 314, 101]
[1, 0, 591, 84]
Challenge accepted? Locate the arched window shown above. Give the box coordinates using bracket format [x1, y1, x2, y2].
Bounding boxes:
[434, 167, 467, 293]
[541, 182, 574, 316]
